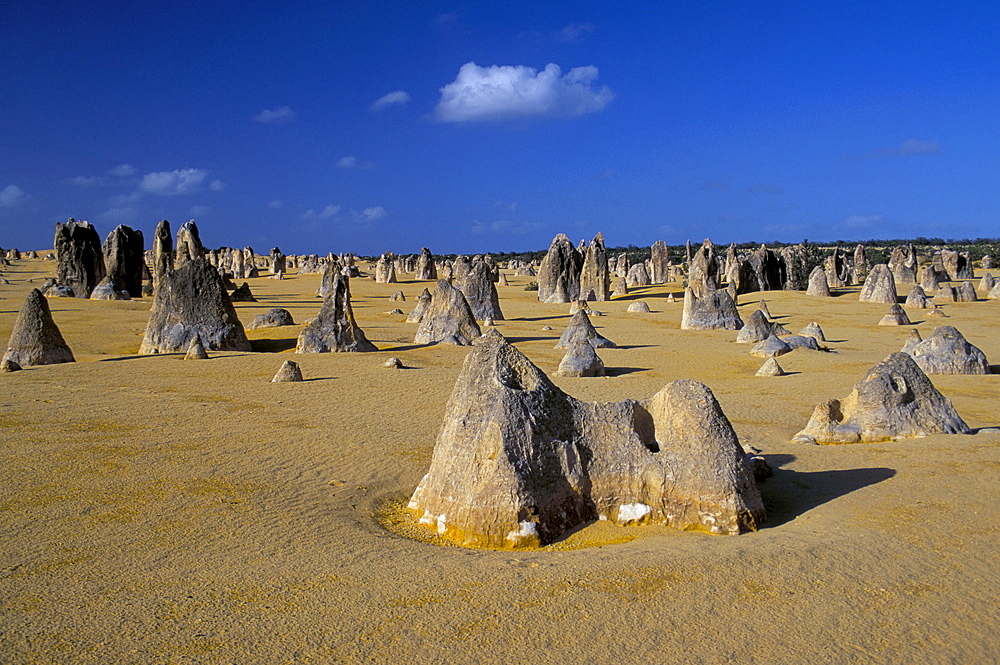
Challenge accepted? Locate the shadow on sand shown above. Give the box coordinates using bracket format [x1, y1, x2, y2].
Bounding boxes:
[757, 453, 896, 528]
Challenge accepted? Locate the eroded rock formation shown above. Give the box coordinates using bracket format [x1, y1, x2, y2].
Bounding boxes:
[2, 289, 75, 366]
[296, 273, 376, 353]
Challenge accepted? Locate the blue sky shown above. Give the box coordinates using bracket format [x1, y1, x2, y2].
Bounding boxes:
[2, 1, 998, 256]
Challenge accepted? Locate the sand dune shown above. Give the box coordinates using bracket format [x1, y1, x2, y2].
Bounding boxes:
[2, 257, 999, 663]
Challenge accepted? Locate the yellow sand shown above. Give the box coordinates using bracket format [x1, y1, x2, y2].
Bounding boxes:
[2, 257, 999, 664]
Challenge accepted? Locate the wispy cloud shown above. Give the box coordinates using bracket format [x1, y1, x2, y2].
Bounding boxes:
[360, 206, 385, 222]
[67, 176, 99, 187]
[188, 205, 213, 217]
[843, 214, 885, 229]
[209, 179, 226, 192]
[471, 219, 544, 235]
[253, 106, 296, 124]
[844, 139, 941, 161]
[108, 163, 136, 177]
[0, 184, 28, 208]
[96, 206, 139, 226]
[370, 90, 411, 111]
[555, 22, 595, 43]
[267, 200, 283, 209]
[139, 168, 209, 195]
[336, 156, 374, 170]
[434, 61, 614, 122]
[302, 205, 341, 221]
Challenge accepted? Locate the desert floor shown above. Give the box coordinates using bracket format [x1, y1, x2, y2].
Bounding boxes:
[2, 257, 999, 664]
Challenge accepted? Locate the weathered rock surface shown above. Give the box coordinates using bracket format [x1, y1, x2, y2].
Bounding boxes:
[458, 260, 504, 321]
[878, 303, 911, 326]
[688, 240, 719, 297]
[793, 353, 970, 444]
[174, 220, 205, 268]
[102, 224, 145, 298]
[904, 285, 931, 309]
[415, 248, 437, 280]
[626, 301, 650, 313]
[2, 289, 75, 366]
[54, 219, 106, 299]
[555, 340, 606, 377]
[650, 240, 670, 284]
[755, 358, 785, 377]
[903, 326, 988, 375]
[184, 337, 209, 360]
[737, 309, 780, 343]
[579, 232, 610, 301]
[681, 287, 743, 330]
[556, 310, 616, 349]
[749, 334, 792, 358]
[537, 234, 582, 303]
[406, 287, 432, 323]
[248, 308, 295, 329]
[806, 266, 831, 297]
[798, 322, 826, 342]
[296, 273, 377, 353]
[626, 262, 651, 287]
[407, 330, 765, 548]
[414, 280, 481, 346]
[139, 259, 251, 354]
[271, 359, 303, 382]
[89, 277, 131, 300]
[151, 220, 173, 292]
[859, 264, 898, 303]
[229, 282, 256, 302]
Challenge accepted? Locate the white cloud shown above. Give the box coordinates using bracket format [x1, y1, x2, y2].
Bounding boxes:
[67, 176, 99, 187]
[336, 156, 374, 170]
[435, 62, 614, 122]
[361, 206, 385, 221]
[302, 205, 341, 221]
[139, 168, 209, 195]
[846, 139, 941, 161]
[555, 22, 595, 43]
[471, 219, 544, 235]
[370, 90, 411, 111]
[188, 205, 213, 216]
[209, 179, 226, 192]
[96, 206, 139, 226]
[0, 184, 28, 208]
[253, 106, 296, 123]
[108, 163, 136, 177]
[844, 214, 884, 229]
[111, 191, 142, 206]
[267, 200, 283, 209]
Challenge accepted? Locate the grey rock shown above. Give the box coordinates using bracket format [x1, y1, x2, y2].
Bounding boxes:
[555, 340, 606, 377]
[2, 289, 75, 366]
[681, 287, 743, 330]
[248, 308, 295, 329]
[54, 218, 105, 298]
[859, 264, 898, 303]
[903, 326, 988, 375]
[271, 359, 303, 382]
[296, 273, 377, 353]
[749, 334, 792, 358]
[878, 303, 911, 326]
[414, 279, 481, 346]
[556, 310, 616, 349]
[755, 358, 785, 377]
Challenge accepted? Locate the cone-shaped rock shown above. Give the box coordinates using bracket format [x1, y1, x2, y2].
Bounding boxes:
[555, 310, 616, 349]
[578, 232, 610, 301]
[415, 248, 437, 280]
[749, 334, 792, 358]
[139, 259, 251, 354]
[54, 219, 106, 298]
[793, 353, 970, 444]
[296, 273, 377, 353]
[89, 277, 131, 300]
[954, 281, 977, 302]
[184, 336, 208, 360]
[798, 322, 826, 342]
[626, 301, 650, 313]
[934, 284, 956, 302]
[414, 279, 481, 345]
[555, 340, 606, 377]
[901, 328, 922, 354]
[458, 260, 504, 321]
[406, 287, 432, 323]
[979, 273, 994, 292]
[878, 303, 911, 326]
[229, 282, 256, 302]
[248, 308, 294, 329]
[681, 287, 743, 330]
[904, 285, 931, 309]
[903, 326, 988, 374]
[407, 330, 765, 548]
[737, 309, 777, 343]
[2, 289, 75, 366]
[755, 358, 785, 377]
[806, 266, 831, 296]
[783, 335, 821, 350]
[174, 220, 205, 268]
[271, 359, 303, 382]
[859, 264, 898, 303]
[537, 234, 582, 303]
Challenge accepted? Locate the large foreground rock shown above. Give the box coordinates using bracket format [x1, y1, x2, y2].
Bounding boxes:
[296, 273, 377, 353]
[793, 353, 970, 444]
[139, 259, 251, 354]
[2, 289, 75, 366]
[407, 331, 765, 548]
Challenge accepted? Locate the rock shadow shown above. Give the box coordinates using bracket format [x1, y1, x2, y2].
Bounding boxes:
[249, 338, 298, 353]
[757, 455, 896, 529]
[604, 367, 650, 377]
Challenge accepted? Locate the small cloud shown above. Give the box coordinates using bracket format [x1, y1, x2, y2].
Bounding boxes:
[744, 184, 786, 194]
[267, 200, 283, 209]
[139, 168, 209, 195]
[302, 205, 341, 221]
[845, 139, 941, 161]
[361, 206, 385, 221]
[843, 214, 884, 229]
[209, 179, 226, 192]
[110, 191, 142, 206]
[253, 106, 296, 124]
[336, 156, 374, 170]
[436, 11, 469, 35]
[67, 176, 99, 187]
[188, 205, 212, 216]
[434, 61, 614, 122]
[492, 200, 518, 213]
[370, 90, 411, 111]
[554, 22, 595, 43]
[96, 206, 139, 226]
[471, 219, 544, 235]
[0, 184, 28, 208]
[108, 163, 136, 177]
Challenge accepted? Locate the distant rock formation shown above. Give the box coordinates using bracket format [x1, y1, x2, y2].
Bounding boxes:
[54, 218, 106, 298]
[941, 249, 973, 280]
[415, 247, 437, 281]
[579, 232, 610, 301]
[248, 308, 295, 329]
[854, 244, 868, 280]
[626, 262, 651, 287]
[102, 224, 144, 298]
[375, 253, 397, 283]
[920, 266, 941, 292]
[296, 273, 376, 353]
[793, 353, 970, 444]
[681, 287, 743, 330]
[902, 326, 988, 375]
[888, 244, 917, 283]
[269, 248, 286, 275]
[89, 277, 131, 300]
[229, 282, 256, 302]
[406, 287, 432, 323]
[413, 279, 481, 346]
[806, 266, 831, 297]
[174, 220, 205, 268]
[688, 239, 719, 297]
[2, 289, 75, 366]
[556, 310, 616, 349]
[859, 264, 898, 303]
[537, 234, 582, 303]
[151, 220, 172, 292]
[458, 260, 504, 321]
[878, 303, 911, 326]
[139, 259, 251, 354]
[407, 330, 765, 548]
